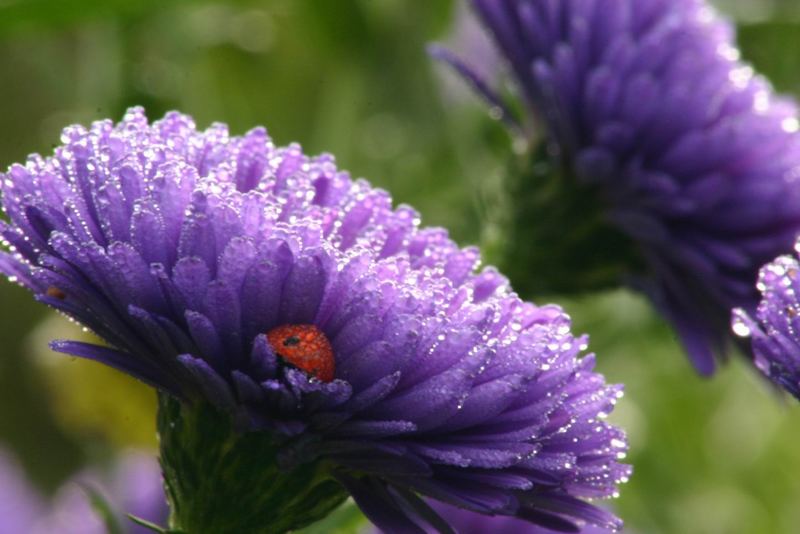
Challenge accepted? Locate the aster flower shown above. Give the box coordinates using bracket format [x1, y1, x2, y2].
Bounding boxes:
[0, 448, 44, 533]
[0, 108, 630, 532]
[732, 239, 800, 400]
[0, 448, 167, 534]
[436, 0, 800, 375]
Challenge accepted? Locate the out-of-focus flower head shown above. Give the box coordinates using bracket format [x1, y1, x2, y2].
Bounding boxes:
[0, 448, 44, 533]
[0, 108, 629, 532]
[733, 238, 800, 400]
[0, 448, 166, 534]
[435, 0, 800, 375]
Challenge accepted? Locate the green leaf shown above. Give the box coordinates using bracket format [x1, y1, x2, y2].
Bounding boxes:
[127, 514, 171, 533]
[81, 483, 123, 534]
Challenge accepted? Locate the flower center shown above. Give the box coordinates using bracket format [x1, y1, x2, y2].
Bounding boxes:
[266, 324, 335, 382]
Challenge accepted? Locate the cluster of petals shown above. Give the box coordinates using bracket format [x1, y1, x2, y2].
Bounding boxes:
[0, 108, 629, 531]
[469, 0, 800, 374]
[371, 500, 616, 533]
[733, 239, 800, 400]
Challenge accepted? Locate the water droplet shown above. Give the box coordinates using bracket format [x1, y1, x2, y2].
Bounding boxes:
[731, 309, 752, 337]
[783, 117, 800, 133]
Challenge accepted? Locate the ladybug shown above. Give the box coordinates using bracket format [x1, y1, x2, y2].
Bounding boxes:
[266, 324, 335, 382]
[46, 286, 66, 300]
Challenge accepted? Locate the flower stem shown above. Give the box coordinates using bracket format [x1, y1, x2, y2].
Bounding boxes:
[157, 394, 347, 534]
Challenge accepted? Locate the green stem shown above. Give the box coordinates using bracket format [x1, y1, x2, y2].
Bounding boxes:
[157, 394, 347, 534]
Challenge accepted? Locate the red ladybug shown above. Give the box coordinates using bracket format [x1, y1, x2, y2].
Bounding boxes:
[46, 286, 66, 300]
[266, 324, 335, 382]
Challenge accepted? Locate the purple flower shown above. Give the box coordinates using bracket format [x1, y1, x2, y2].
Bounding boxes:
[369, 500, 617, 533]
[0, 448, 167, 534]
[0, 108, 630, 532]
[447, 0, 800, 375]
[38, 452, 168, 534]
[733, 240, 800, 400]
[0, 448, 44, 533]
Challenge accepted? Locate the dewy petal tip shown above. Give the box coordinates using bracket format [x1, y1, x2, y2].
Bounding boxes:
[736, 239, 800, 400]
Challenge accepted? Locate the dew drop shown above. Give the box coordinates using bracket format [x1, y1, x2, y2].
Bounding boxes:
[783, 117, 800, 133]
[731, 309, 752, 338]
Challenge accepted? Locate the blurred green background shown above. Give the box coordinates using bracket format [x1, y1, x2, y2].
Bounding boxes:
[1, 1, 800, 533]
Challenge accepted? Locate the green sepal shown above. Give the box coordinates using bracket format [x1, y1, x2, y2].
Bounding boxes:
[157, 393, 348, 534]
[485, 143, 643, 297]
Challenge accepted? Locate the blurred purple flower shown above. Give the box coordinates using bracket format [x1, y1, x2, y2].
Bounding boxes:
[0, 109, 629, 531]
[0, 448, 166, 534]
[733, 240, 800, 400]
[442, 0, 800, 375]
[0, 448, 45, 533]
